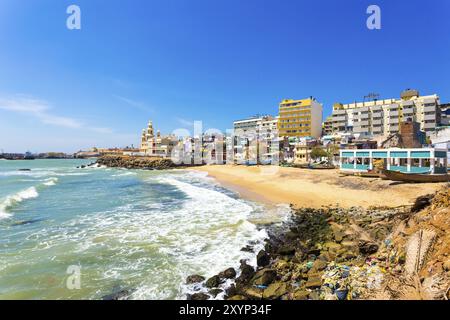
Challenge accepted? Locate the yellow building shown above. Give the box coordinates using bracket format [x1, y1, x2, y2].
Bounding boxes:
[278, 98, 323, 139]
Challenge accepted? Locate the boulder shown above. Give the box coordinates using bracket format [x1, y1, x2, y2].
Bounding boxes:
[252, 269, 277, 286]
[358, 241, 379, 255]
[187, 293, 209, 300]
[292, 289, 309, 300]
[205, 275, 221, 288]
[186, 274, 205, 284]
[239, 261, 255, 281]
[443, 260, 450, 272]
[277, 245, 296, 256]
[219, 268, 236, 279]
[209, 288, 223, 297]
[225, 284, 237, 297]
[311, 259, 327, 272]
[256, 250, 270, 267]
[102, 289, 130, 300]
[263, 282, 289, 299]
[242, 286, 264, 299]
[305, 275, 322, 289]
[323, 242, 342, 253]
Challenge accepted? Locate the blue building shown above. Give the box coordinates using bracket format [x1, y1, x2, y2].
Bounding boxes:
[339, 148, 448, 174]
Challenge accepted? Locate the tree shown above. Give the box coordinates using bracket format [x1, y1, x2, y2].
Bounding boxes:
[310, 147, 328, 160]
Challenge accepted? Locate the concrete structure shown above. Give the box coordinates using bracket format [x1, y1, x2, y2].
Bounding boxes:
[339, 148, 448, 174]
[322, 116, 333, 136]
[278, 98, 323, 139]
[293, 143, 312, 164]
[233, 115, 279, 164]
[430, 127, 450, 165]
[331, 90, 440, 137]
[439, 103, 450, 126]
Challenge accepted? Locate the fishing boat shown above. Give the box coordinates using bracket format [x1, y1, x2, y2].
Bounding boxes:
[380, 169, 449, 183]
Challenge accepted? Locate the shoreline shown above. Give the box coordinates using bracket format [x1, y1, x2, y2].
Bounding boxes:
[191, 165, 446, 209]
[185, 186, 449, 301]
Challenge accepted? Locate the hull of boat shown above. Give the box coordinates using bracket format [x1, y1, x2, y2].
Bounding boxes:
[380, 169, 449, 183]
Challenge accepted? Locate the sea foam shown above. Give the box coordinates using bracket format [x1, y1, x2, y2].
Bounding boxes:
[0, 187, 39, 219]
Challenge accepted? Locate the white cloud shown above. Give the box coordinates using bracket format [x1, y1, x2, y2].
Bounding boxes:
[175, 117, 194, 127]
[113, 94, 153, 113]
[0, 95, 113, 133]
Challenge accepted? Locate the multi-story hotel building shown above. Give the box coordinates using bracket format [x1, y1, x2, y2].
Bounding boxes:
[232, 115, 279, 164]
[322, 116, 333, 136]
[331, 89, 440, 137]
[278, 98, 323, 139]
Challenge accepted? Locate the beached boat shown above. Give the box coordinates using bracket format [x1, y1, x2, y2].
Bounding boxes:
[380, 169, 449, 183]
[339, 170, 380, 178]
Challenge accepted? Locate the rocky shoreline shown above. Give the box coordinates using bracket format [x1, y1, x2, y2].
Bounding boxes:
[186, 186, 450, 300]
[96, 155, 174, 170]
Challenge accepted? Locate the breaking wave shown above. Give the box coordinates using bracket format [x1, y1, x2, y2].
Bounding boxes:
[0, 187, 39, 219]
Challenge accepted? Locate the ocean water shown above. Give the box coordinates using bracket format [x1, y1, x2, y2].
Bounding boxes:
[0, 159, 289, 300]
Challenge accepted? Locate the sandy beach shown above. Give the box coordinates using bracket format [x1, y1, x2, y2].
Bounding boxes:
[192, 165, 446, 209]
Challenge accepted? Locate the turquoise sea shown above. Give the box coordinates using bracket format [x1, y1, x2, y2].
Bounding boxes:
[0, 159, 288, 300]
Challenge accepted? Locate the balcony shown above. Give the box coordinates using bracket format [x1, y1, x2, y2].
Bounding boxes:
[355, 120, 369, 126]
[424, 105, 436, 113]
[402, 108, 414, 115]
[423, 122, 436, 129]
[353, 126, 370, 133]
[332, 116, 346, 122]
[402, 101, 414, 107]
[359, 113, 370, 120]
[372, 119, 383, 125]
[389, 125, 399, 132]
[372, 126, 383, 133]
[424, 114, 436, 121]
[388, 103, 400, 110]
[389, 118, 399, 124]
[389, 111, 399, 117]
[333, 109, 347, 115]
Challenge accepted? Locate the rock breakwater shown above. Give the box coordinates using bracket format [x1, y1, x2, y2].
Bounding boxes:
[96, 155, 174, 170]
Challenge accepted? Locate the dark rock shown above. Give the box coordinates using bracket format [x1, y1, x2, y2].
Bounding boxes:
[209, 288, 223, 297]
[256, 250, 270, 267]
[277, 245, 296, 256]
[252, 269, 277, 286]
[238, 261, 255, 281]
[241, 245, 254, 252]
[187, 293, 209, 300]
[411, 194, 433, 212]
[285, 231, 300, 240]
[186, 274, 205, 284]
[225, 284, 237, 297]
[358, 241, 379, 255]
[219, 268, 236, 279]
[205, 275, 221, 288]
[102, 289, 130, 300]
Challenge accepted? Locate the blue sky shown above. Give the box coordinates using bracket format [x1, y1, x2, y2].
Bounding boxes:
[0, 0, 449, 153]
